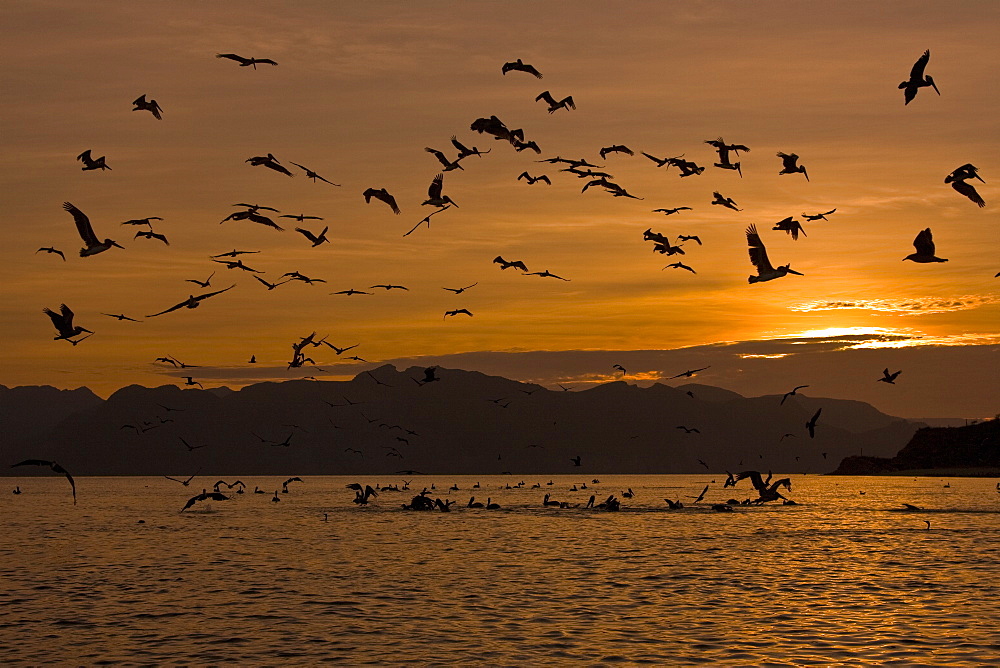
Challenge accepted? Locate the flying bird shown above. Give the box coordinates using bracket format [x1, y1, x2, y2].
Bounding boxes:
[146, 285, 235, 317]
[423, 173, 458, 208]
[369, 284, 408, 291]
[132, 94, 162, 120]
[677, 235, 702, 245]
[164, 471, 199, 486]
[802, 209, 836, 221]
[517, 172, 551, 185]
[902, 228, 947, 263]
[773, 216, 807, 240]
[182, 376, 203, 389]
[653, 207, 692, 216]
[780, 385, 809, 405]
[77, 149, 110, 171]
[295, 226, 330, 247]
[878, 368, 902, 384]
[613, 364, 626, 376]
[363, 188, 400, 214]
[442, 283, 477, 294]
[944, 164, 986, 208]
[102, 313, 141, 322]
[493, 256, 528, 271]
[690, 485, 709, 503]
[288, 162, 341, 185]
[246, 153, 293, 177]
[43, 304, 92, 341]
[216, 53, 278, 68]
[746, 224, 804, 283]
[670, 367, 710, 379]
[806, 408, 822, 438]
[777, 152, 809, 181]
[535, 90, 575, 113]
[181, 489, 229, 511]
[134, 229, 169, 245]
[11, 460, 76, 504]
[186, 272, 215, 288]
[710, 192, 741, 211]
[425, 147, 464, 172]
[663, 262, 696, 274]
[599, 145, 633, 159]
[63, 202, 123, 256]
[501, 59, 543, 78]
[450, 136, 490, 158]
[331, 289, 370, 296]
[526, 269, 569, 281]
[570, 456, 582, 467]
[444, 309, 473, 319]
[36, 247, 66, 261]
[281, 213, 324, 222]
[899, 49, 939, 105]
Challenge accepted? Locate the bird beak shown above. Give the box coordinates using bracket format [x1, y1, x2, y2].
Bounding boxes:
[112, 241, 125, 248]
[786, 268, 804, 276]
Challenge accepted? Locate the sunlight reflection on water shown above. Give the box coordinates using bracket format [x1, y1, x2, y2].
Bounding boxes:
[2, 474, 999, 665]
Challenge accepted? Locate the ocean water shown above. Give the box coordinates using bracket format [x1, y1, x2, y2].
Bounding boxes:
[2, 474, 999, 666]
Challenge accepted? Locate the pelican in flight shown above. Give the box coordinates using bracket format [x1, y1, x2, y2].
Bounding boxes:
[43, 304, 92, 341]
[181, 489, 229, 511]
[246, 153, 293, 176]
[903, 228, 947, 263]
[423, 173, 458, 208]
[613, 364, 627, 376]
[780, 385, 809, 405]
[878, 368, 902, 384]
[710, 192, 741, 211]
[146, 285, 235, 317]
[670, 366, 710, 379]
[806, 408, 822, 439]
[63, 202, 123, 256]
[183, 376, 203, 389]
[663, 262, 696, 274]
[899, 50, 939, 105]
[442, 283, 477, 294]
[944, 164, 986, 208]
[295, 226, 329, 247]
[425, 147, 464, 172]
[536, 90, 575, 113]
[746, 224, 803, 283]
[494, 256, 528, 272]
[164, 471, 199, 486]
[526, 269, 570, 281]
[444, 309, 473, 319]
[132, 94, 162, 120]
[363, 188, 400, 214]
[102, 313, 141, 322]
[36, 247, 66, 261]
[653, 207, 691, 216]
[11, 459, 76, 504]
[773, 216, 807, 240]
[502, 59, 543, 78]
[451, 136, 490, 159]
[135, 229, 169, 245]
[599, 145, 633, 159]
[77, 149, 110, 171]
[216, 53, 278, 68]
[802, 209, 836, 221]
[729, 471, 792, 504]
[289, 162, 340, 185]
[517, 172, 551, 185]
[187, 271, 215, 288]
[777, 152, 809, 181]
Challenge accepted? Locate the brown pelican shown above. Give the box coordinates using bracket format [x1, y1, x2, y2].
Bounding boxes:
[690, 485, 709, 503]
[670, 367, 709, 379]
[494, 256, 528, 271]
[295, 226, 329, 247]
[11, 459, 76, 504]
[77, 149, 110, 171]
[288, 162, 340, 185]
[501, 59, 543, 78]
[221, 209, 283, 230]
[780, 385, 809, 405]
[36, 247, 66, 261]
[663, 262, 696, 273]
[777, 152, 809, 181]
[423, 173, 458, 208]
[132, 94, 162, 119]
[903, 228, 947, 263]
[146, 285, 235, 317]
[802, 209, 836, 221]
[102, 313, 141, 322]
[677, 235, 702, 245]
[183, 377, 203, 389]
[216, 53, 278, 68]
[746, 224, 803, 283]
[806, 408, 822, 438]
[543, 493, 561, 507]
[331, 289, 370, 296]
[570, 455, 582, 466]
[535, 90, 575, 113]
[425, 147, 464, 172]
[442, 283, 477, 294]
[450, 136, 490, 158]
[486, 498, 501, 509]
[899, 50, 939, 105]
[511, 138, 542, 153]
[444, 309, 473, 319]
[164, 471, 199, 486]
[363, 188, 400, 214]
[613, 364, 626, 376]
[599, 145, 633, 159]
[526, 269, 569, 281]
[773, 216, 807, 240]
[135, 229, 169, 245]
[63, 202, 123, 256]
[944, 164, 986, 207]
[213, 258, 264, 272]
[43, 304, 92, 341]
[186, 271, 215, 288]
[181, 489, 229, 511]
[121, 216, 163, 226]
[878, 368, 902, 384]
[246, 153, 293, 176]
[710, 192, 741, 211]
[517, 172, 551, 185]
[730, 470, 791, 504]
[653, 207, 691, 215]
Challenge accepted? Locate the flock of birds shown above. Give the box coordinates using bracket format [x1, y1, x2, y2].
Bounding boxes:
[13, 48, 992, 507]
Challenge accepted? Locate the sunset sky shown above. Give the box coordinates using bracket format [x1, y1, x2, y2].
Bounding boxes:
[1, 1, 997, 418]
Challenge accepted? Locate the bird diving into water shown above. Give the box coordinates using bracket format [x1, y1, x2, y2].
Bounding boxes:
[903, 228, 947, 263]
[11, 459, 76, 504]
[746, 224, 804, 283]
[63, 202, 124, 257]
[43, 304, 92, 342]
[899, 49, 939, 105]
[146, 285, 235, 317]
[216, 53, 277, 69]
[132, 94, 162, 120]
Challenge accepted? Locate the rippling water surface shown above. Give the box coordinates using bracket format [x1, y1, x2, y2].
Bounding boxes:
[3, 474, 1000, 665]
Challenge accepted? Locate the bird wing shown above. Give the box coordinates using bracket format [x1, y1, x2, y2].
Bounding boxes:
[913, 228, 936, 255]
[43, 307, 67, 332]
[60, 303, 75, 328]
[909, 49, 930, 80]
[216, 53, 249, 64]
[522, 64, 542, 78]
[11, 459, 55, 468]
[746, 225, 775, 273]
[63, 202, 100, 246]
[562, 96, 576, 110]
[428, 173, 444, 199]
[295, 227, 319, 243]
[146, 300, 190, 317]
[192, 284, 235, 303]
[951, 180, 985, 207]
[535, 90, 556, 105]
[378, 191, 401, 214]
[511, 260, 528, 271]
[256, 59, 278, 66]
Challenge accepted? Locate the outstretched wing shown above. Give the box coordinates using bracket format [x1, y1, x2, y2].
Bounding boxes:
[909, 49, 930, 80]
[535, 90, 557, 105]
[194, 284, 236, 303]
[912, 228, 936, 255]
[216, 53, 249, 64]
[63, 202, 99, 246]
[295, 227, 319, 243]
[746, 224, 775, 273]
[951, 180, 985, 207]
[427, 173, 444, 199]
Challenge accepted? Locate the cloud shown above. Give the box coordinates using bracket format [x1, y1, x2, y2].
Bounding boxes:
[790, 295, 1000, 315]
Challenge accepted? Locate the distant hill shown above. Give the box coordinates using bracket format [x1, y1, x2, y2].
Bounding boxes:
[831, 417, 1000, 476]
[1, 366, 938, 476]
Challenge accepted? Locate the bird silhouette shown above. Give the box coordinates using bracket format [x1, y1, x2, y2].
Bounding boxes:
[164, 471, 199, 486]
[288, 162, 340, 185]
[43, 304, 92, 341]
[780, 385, 809, 405]
[246, 153, 293, 176]
[570, 456, 582, 466]
[878, 368, 902, 384]
[102, 313, 141, 322]
[295, 226, 330, 247]
[132, 94, 162, 120]
[11, 459, 76, 504]
[186, 272, 215, 288]
[363, 188, 401, 214]
[517, 172, 551, 185]
[493, 256, 528, 271]
[777, 152, 808, 181]
[613, 364, 626, 376]
[773, 216, 807, 240]
[899, 50, 939, 105]
[423, 173, 458, 208]
[599, 145, 633, 159]
[710, 192, 741, 211]
[535, 90, 575, 113]
[146, 285, 235, 317]
[36, 247, 66, 261]
[903, 228, 947, 263]
[425, 148, 464, 172]
[183, 377, 203, 389]
[653, 207, 692, 215]
[450, 136, 490, 158]
[134, 230, 169, 245]
[806, 408, 822, 438]
[216, 53, 278, 69]
[444, 309, 473, 319]
[802, 209, 836, 221]
[944, 164, 986, 207]
[746, 224, 804, 283]
[181, 489, 229, 511]
[526, 269, 570, 281]
[77, 149, 111, 171]
[442, 283, 477, 294]
[663, 262, 696, 273]
[63, 202, 123, 256]
[670, 367, 709, 379]
[502, 59, 543, 78]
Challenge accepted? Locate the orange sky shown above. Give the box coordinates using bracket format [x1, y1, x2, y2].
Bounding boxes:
[1, 1, 997, 417]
